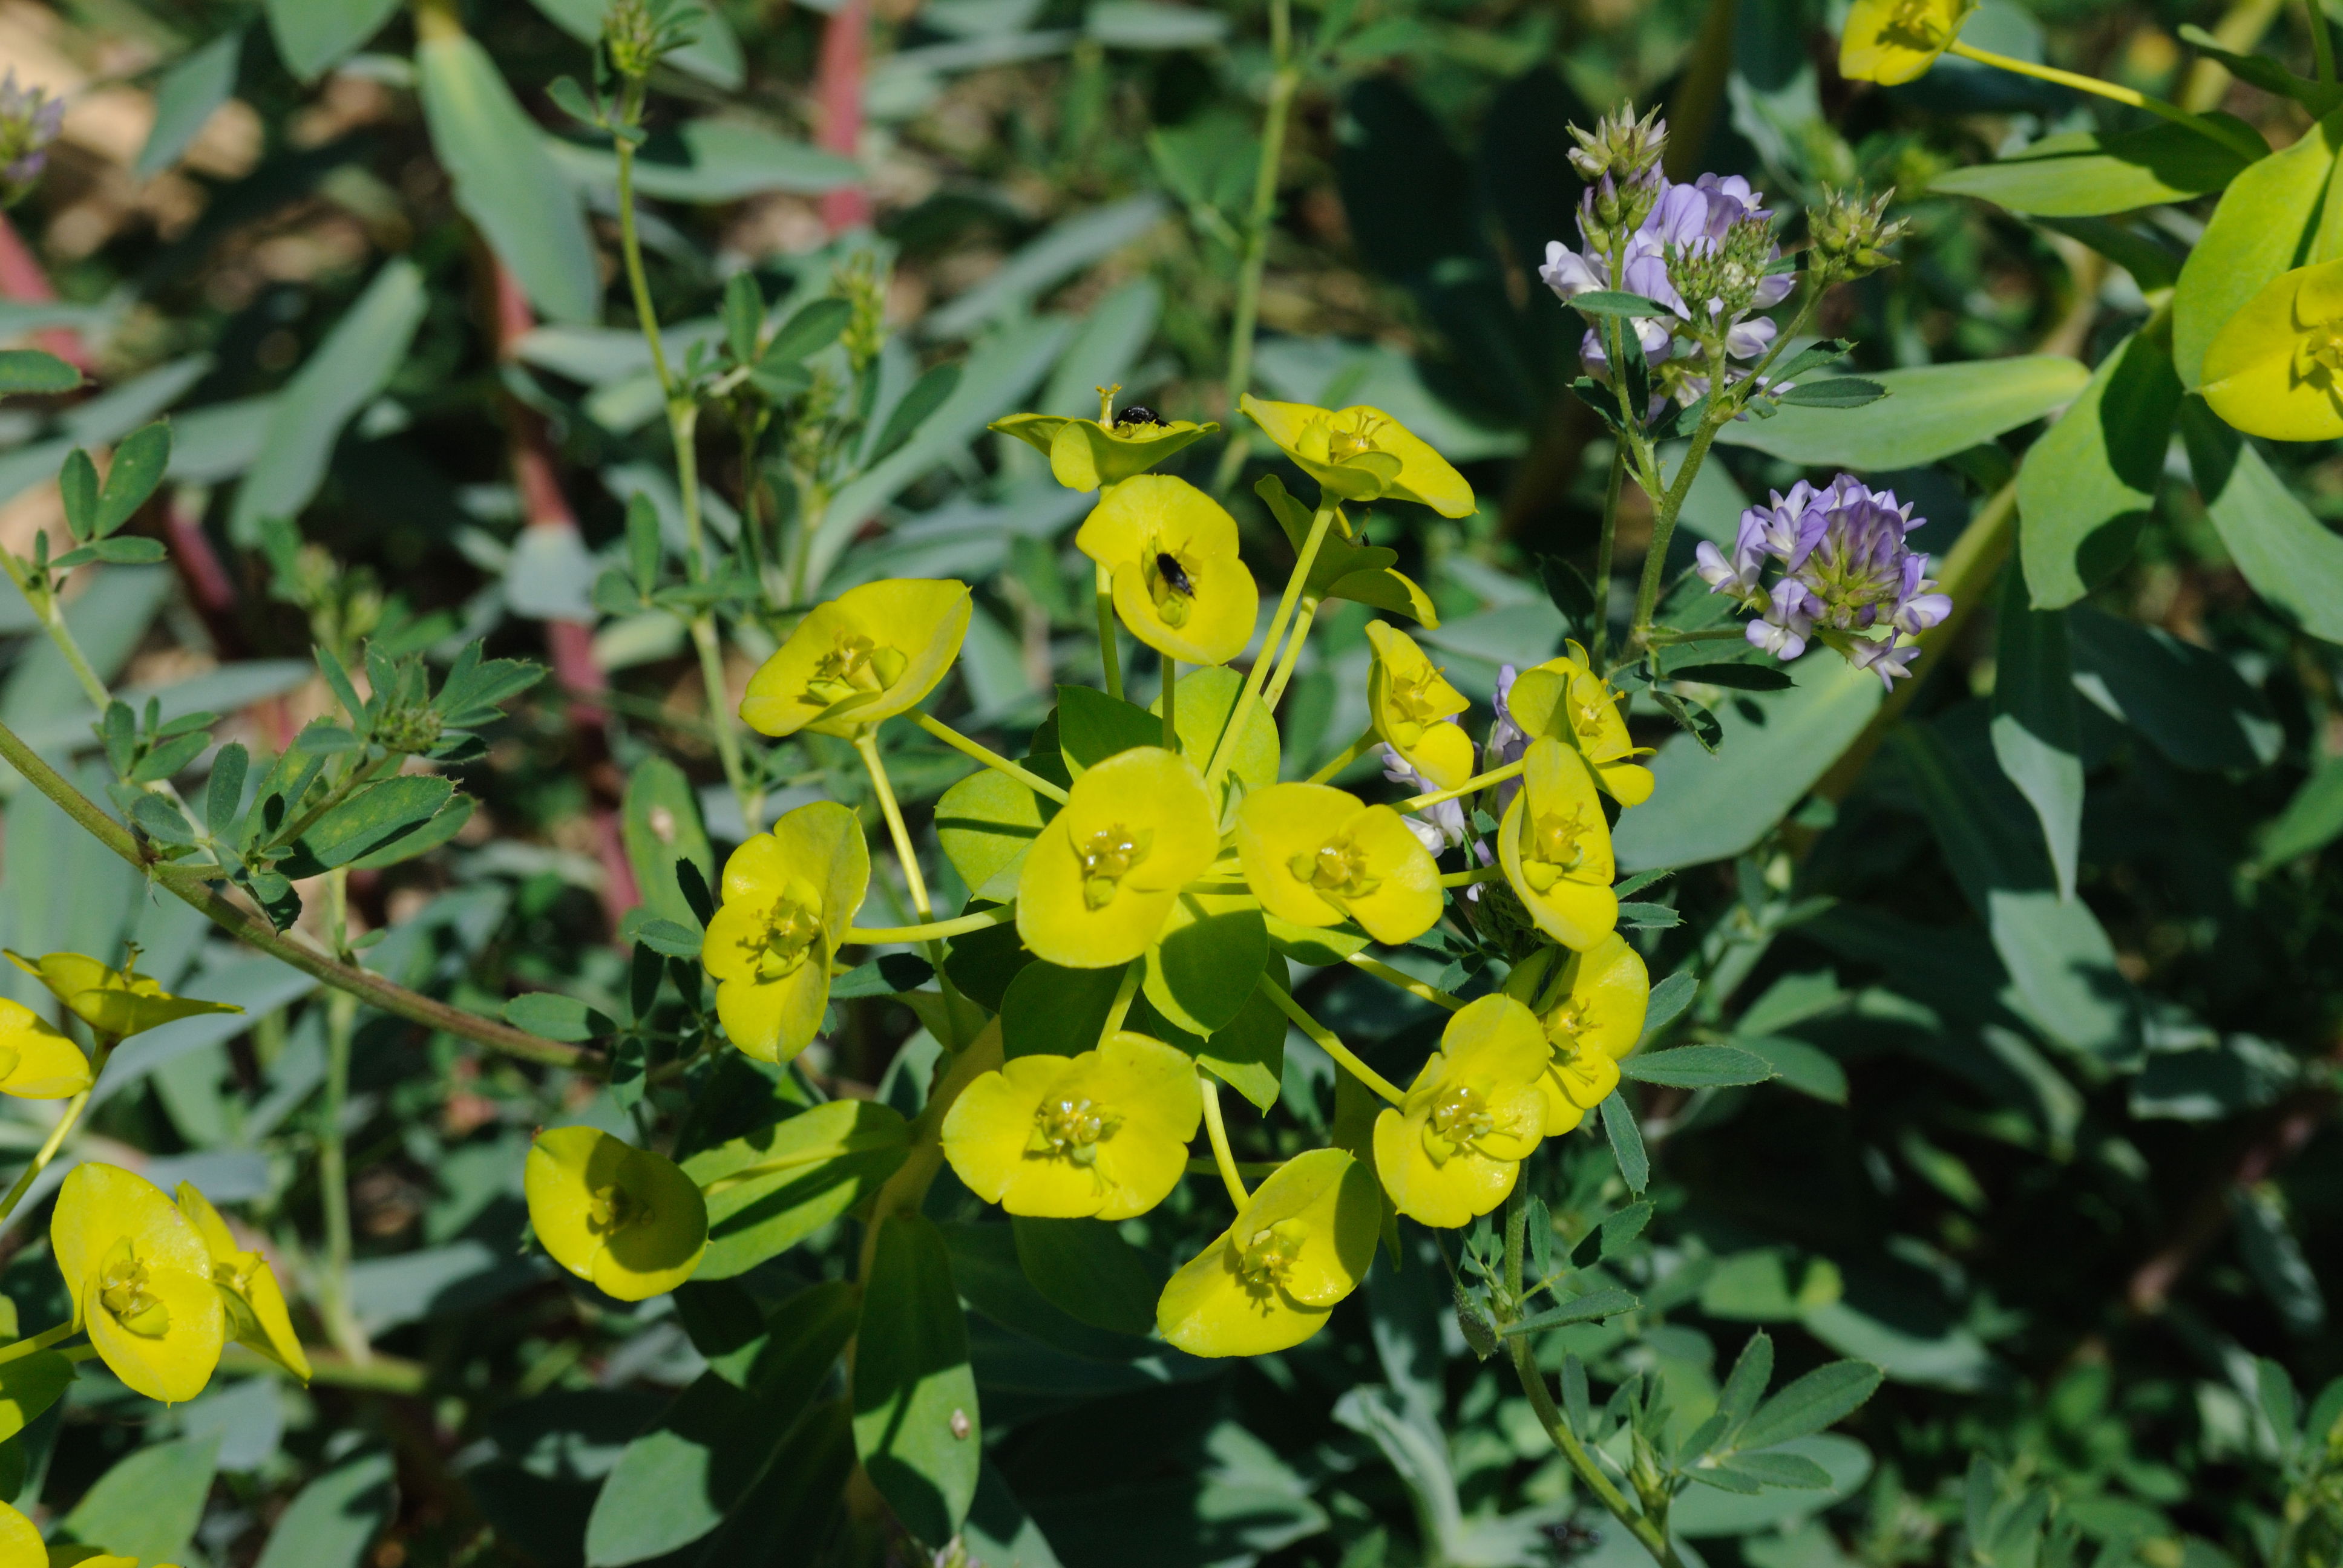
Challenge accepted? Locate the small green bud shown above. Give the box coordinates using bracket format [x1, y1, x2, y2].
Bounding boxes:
[1807, 186, 1910, 285]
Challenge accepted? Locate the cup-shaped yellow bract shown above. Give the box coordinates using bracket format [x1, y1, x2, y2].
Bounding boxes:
[1499, 740, 1619, 952]
[5, 952, 238, 1043]
[174, 1183, 310, 1383]
[991, 411, 1219, 492]
[526, 1126, 708, 1301]
[1240, 396, 1475, 517]
[1075, 475, 1259, 667]
[701, 802, 870, 1063]
[1504, 645, 1654, 808]
[1157, 1148, 1381, 1356]
[942, 1032, 1202, 1220]
[1506, 935, 1647, 1134]
[1372, 996, 1550, 1227]
[53, 1163, 224, 1405]
[739, 578, 971, 739]
[1236, 784, 1441, 945]
[1838, 0, 1975, 83]
[1365, 622, 1475, 791]
[0, 998, 90, 1099]
[1017, 746, 1221, 968]
[2200, 258, 2343, 442]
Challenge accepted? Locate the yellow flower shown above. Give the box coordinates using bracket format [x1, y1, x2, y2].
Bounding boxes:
[1365, 622, 1476, 791]
[701, 802, 870, 1063]
[2200, 258, 2343, 442]
[739, 578, 972, 739]
[51, 1164, 224, 1405]
[5, 952, 238, 1044]
[526, 1126, 707, 1301]
[1498, 739, 1619, 952]
[1240, 396, 1475, 517]
[46, 1552, 156, 1568]
[991, 391, 1219, 492]
[1502, 644, 1654, 808]
[1235, 784, 1442, 945]
[1156, 1148, 1381, 1356]
[1016, 746, 1221, 969]
[174, 1183, 310, 1383]
[1372, 996, 1550, 1227]
[1075, 475, 1259, 667]
[941, 1032, 1201, 1220]
[1506, 935, 1648, 1134]
[0, 998, 90, 1099]
[0, 1500, 39, 1563]
[1838, 0, 1976, 83]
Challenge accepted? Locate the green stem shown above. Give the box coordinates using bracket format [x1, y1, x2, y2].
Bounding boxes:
[911, 712, 1069, 802]
[1162, 658, 1178, 749]
[1199, 1076, 1250, 1207]
[1306, 725, 1380, 785]
[1398, 757, 1523, 814]
[1258, 598, 1318, 714]
[1096, 561, 1122, 701]
[1205, 502, 1335, 789]
[847, 906, 1015, 944]
[1945, 39, 2268, 160]
[1628, 411, 1726, 655]
[1345, 952, 1464, 1011]
[319, 982, 370, 1364]
[0, 1323, 76, 1367]
[2312, 0, 2338, 82]
[1508, 1334, 1685, 1568]
[854, 730, 971, 1046]
[1590, 445, 1624, 665]
[0, 1069, 100, 1229]
[1210, 0, 1298, 496]
[1259, 974, 1406, 1105]
[39, 601, 111, 713]
[1102, 959, 1142, 1039]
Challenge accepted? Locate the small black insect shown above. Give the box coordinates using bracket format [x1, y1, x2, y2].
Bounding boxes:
[1155, 553, 1195, 596]
[1115, 405, 1167, 428]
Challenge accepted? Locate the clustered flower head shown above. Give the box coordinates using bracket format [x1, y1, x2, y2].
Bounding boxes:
[1807, 186, 1913, 286]
[1696, 473, 1951, 687]
[0, 71, 63, 207]
[1565, 104, 1670, 246]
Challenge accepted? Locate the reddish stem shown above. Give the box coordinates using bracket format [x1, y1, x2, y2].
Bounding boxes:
[0, 212, 92, 371]
[816, 0, 873, 232]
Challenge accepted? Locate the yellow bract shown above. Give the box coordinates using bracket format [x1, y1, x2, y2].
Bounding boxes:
[1498, 739, 1619, 952]
[175, 1183, 310, 1383]
[739, 578, 971, 738]
[1504, 644, 1654, 808]
[1372, 996, 1550, 1227]
[1365, 622, 1475, 791]
[701, 802, 870, 1063]
[2200, 258, 2343, 442]
[46, 1552, 157, 1568]
[526, 1126, 708, 1301]
[0, 1498, 39, 1564]
[1017, 746, 1221, 968]
[5, 952, 238, 1044]
[1076, 475, 1259, 667]
[1235, 784, 1441, 945]
[991, 408, 1219, 492]
[1838, 0, 1976, 83]
[52, 1164, 224, 1405]
[0, 998, 90, 1099]
[1240, 396, 1475, 517]
[1506, 935, 1648, 1134]
[1156, 1148, 1381, 1356]
[941, 1032, 1202, 1220]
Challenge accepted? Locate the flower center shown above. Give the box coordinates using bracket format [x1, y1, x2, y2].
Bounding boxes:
[1236, 1218, 1306, 1296]
[1544, 1000, 1591, 1047]
[1519, 806, 1593, 893]
[1884, 0, 1950, 47]
[1383, 667, 1452, 746]
[587, 1180, 646, 1235]
[755, 883, 825, 980]
[1145, 548, 1198, 628]
[803, 632, 907, 708]
[1325, 412, 1389, 463]
[1424, 1083, 1494, 1163]
[1027, 1095, 1119, 1166]
[1290, 834, 1381, 902]
[1077, 825, 1154, 909]
[2305, 321, 2343, 376]
[97, 1239, 171, 1339]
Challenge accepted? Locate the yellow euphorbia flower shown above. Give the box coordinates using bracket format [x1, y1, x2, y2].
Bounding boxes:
[1502, 644, 1654, 808]
[174, 1183, 310, 1382]
[1235, 784, 1441, 945]
[47, 1552, 159, 1568]
[1075, 475, 1259, 667]
[52, 1164, 224, 1405]
[1498, 739, 1619, 952]
[5, 952, 238, 1043]
[701, 802, 869, 1063]
[1372, 995, 1550, 1227]
[1240, 396, 1475, 517]
[1365, 622, 1475, 791]
[0, 998, 90, 1099]
[1506, 935, 1648, 1133]
[941, 1032, 1201, 1220]
[1017, 746, 1221, 968]
[2200, 258, 2343, 442]
[1838, 0, 1976, 83]
[526, 1126, 707, 1301]
[991, 389, 1219, 492]
[1156, 1148, 1381, 1356]
[739, 578, 971, 738]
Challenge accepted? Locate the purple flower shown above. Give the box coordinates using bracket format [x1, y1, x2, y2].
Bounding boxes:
[1383, 745, 1467, 851]
[1849, 636, 1920, 688]
[0, 71, 62, 199]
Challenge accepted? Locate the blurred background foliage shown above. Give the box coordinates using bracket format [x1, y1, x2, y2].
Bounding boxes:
[0, 0, 2338, 1564]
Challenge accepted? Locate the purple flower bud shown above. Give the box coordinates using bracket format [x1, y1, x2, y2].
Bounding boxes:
[1848, 636, 1920, 688]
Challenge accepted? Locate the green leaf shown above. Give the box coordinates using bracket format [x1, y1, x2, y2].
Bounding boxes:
[1671, 1435, 1873, 1536]
[526, 0, 750, 90]
[1671, 662, 1793, 692]
[500, 991, 614, 1042]
[766, 296, 855, 364]
[869, 362, 965, 468]
[205, 741, 248, 838]
[633, 918, 706, 958]
[1601, 1090, 1648, 1194]
[1715, 1330, 1773, 1435]
[681, 1100, 912, 1277]
[281, 776, 456, 876]
[1056, 685, 1161, 776]
[59, 447, 97, 538]
[1196, 984, 1286, 1113]
[1720, 1449, 1835, 1489]
[1715, 357, 2089, 471]
[264, 0, 398, 79]
[2069, 605, 2281, 771]
[1011, 1215, 1169, 1336]
[621, 757, 716, 933]
[1991, 565, 2082, 901]
[417, 31, 598, 326]
[139, 31, 244, 178]
[2178, 25, 2343, 113]
[78, 536, 168, 565]
[747, 1279, 862, 1412]
[942, 1221, 1158, 1359]
[0, 348, 79, 397]
[2181, 400, 2343, 645]
[1619, 1044, 1776, 1088]
[942, 917, 1031, 1011]
[1638, 971, 1698, 1047]
[1152, 662, 1280, 794]
[344, 794, 473, 871]
[831, 953, 936, 999]
[0, 1351, 71, 1443]
[2034, 216, 2182, 292]
[853, 1213, 981, 1549]
[1930, 120, 2256, 217]
[2017, 326, 2182, 609]
[687, 1399, 857, 1561]
[1144, 900, 1267, 1036]
[1733, 1035, 1848, 1104]
[1498, 1287, 1640, 1337]
[583, 1372, 802, 1566]
[1734, 1361, 1885, 1452]
[1000, 961, 1127, 1059]
[2174, 107, 2343, 387]
[229, 259, 427, 545]
[60, 1435, 221, 1563]
[1568, 290, 1673, 318]
[936, 768, 1049, 902]
[2258, 757, 2343, 867]
[1775, 377, 1886, 409]
[253, 1448, 394, 1568]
